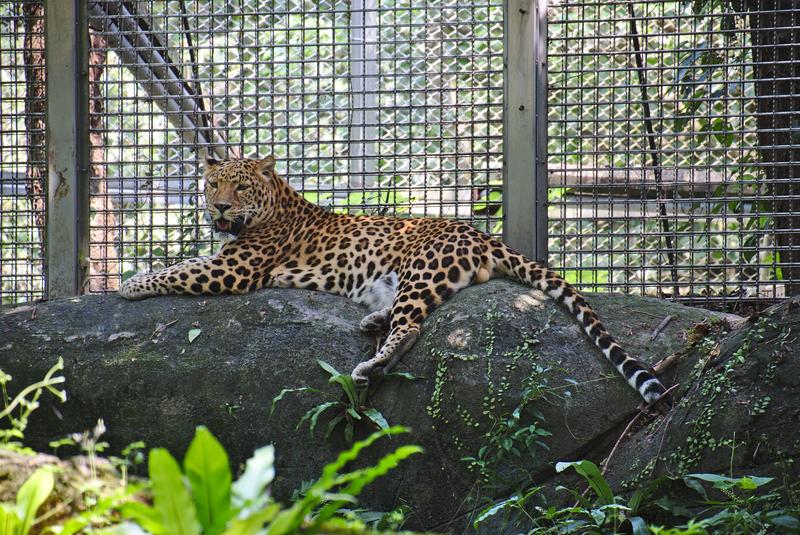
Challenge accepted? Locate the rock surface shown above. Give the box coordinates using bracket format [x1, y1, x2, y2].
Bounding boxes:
[604, 297, 800, 496]
[1, 280, 727, 531]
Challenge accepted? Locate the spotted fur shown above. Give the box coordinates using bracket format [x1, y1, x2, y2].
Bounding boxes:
[120, 155, 668, 404]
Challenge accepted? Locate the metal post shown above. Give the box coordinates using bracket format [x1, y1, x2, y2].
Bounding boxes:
[503, 0, 548, 262]
[44, 0, 89, 298]
[348, 0, 379, 192]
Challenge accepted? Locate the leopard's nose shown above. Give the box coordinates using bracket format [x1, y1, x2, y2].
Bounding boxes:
[214, 203, 231, 214]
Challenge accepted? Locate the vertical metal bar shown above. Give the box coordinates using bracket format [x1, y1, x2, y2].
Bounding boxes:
[503, 0, 548, 262]
[44, 0, 89, 298]
[348, 0, 379, 192]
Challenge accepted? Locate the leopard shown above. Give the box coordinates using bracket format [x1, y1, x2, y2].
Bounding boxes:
[119, 154, 668, 405]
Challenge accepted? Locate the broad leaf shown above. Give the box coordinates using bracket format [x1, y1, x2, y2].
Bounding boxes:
[296, 402, 339, 435]
[16, 467, 54, 535]
[232, 445, 275, 512]
[555, 460, 614, 505]
[149, 448, 201, 535]
[188, 328, 202, 343]
[362, 407, 389, 431]
[317, 360, 358, 407]
[222, 503, 280, 535]
[184, 426, 233, 535]
[629, 516, 649, 535]
[0, 503, 21, 535]
[120, 501, 164, 535]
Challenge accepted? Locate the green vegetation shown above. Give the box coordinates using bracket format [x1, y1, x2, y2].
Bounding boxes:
[0, 361, 423, 534]
[271, 359, 414, 443]
[472, 460, 799, 534]
[3, 308, 799, 535]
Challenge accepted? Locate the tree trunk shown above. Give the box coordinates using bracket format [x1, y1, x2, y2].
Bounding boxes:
[87, 30, 119, 292]
[22, 1, 46, 234]
[745, 0, 800, 296]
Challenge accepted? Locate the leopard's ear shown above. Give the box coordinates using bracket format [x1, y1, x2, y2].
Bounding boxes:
[258, 155, 276, 177]
[200, 148, 221, 169]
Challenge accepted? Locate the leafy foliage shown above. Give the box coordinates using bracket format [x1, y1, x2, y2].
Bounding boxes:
[473, 459, 800, 534]
[117, 425, 422, 535]
[0, 468, 54, 535]
[0, 358, 66, 450]
[272, 359, 413, 443]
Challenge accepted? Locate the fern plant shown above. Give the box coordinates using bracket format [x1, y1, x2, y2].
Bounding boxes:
[272, 359, 414, 443]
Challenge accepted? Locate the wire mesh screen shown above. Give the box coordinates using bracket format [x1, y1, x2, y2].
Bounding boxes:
[547, 0, 800, 310]
[85, 0, 504, 293]
[0, 1, 46, 304]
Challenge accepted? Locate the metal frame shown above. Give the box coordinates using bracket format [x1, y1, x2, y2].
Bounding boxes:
[44, 0, 89, 298]
[503, 0, 548, 262]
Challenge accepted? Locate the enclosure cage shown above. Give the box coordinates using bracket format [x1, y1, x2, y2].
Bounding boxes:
[1, 0, 798, 312]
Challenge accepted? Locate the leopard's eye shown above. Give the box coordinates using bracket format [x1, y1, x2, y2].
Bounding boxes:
[206, 181, 218, 189]
[236, 183, 250, 192]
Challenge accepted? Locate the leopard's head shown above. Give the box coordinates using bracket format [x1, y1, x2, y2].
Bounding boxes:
[202, 154, 277, 236]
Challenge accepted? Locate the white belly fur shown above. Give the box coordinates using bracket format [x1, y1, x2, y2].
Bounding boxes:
[354, 271, 398, 311]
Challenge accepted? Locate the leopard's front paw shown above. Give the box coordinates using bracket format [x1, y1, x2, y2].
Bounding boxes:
[352, 360, 384, 388]
[359, 308, 390, 333]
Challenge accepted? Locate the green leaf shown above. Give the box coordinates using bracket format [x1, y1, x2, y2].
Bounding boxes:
[344, 422, 354, 444]
[270, 387, 311, 416]
[120, 501, 164, 535]
[232, 445, 275, 512]
[473, 496, 518, 527]
[324, 414, 346, 440]
[685, 473, 774, 491]
[683, 476, 709, 500]
[555, 460, 614, 505]
[188, 328, 202, 343]
[629, 516, 649, 535]
[317, 360, 358, 408]
[221, 503, 280, 535]
[0, 503, 21, 535]
[769, 512, 800, 529]
[16, 467, 54, 535]
[383, 371, 420, 381]
[362, 407, 389, 431]
[589, 507, 605, 525]
[316, 359, 342, 379]
[297, 402, 339, 434]
[149, 448, 201, 535]
[738, 475, 774, 489]
[311, 443, 423, 528]
[57, 488, 140, 535]
[184, 427, 233, 535]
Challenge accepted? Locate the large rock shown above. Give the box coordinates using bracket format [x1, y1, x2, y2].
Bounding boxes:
[0, 281, 723, 531]
[604, 297, 800, 497]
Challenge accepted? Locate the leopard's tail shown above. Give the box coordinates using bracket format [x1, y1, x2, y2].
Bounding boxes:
[491, 241, 667, 404]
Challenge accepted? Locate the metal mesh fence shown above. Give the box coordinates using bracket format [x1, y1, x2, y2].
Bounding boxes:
[2, 0, 798, 310]
[85, 0, 504, 293]
[547, 0, 800, 311]
[0, 1, 45, 305]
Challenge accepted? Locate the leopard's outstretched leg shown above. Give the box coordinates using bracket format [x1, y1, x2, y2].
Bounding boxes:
[488, 239, 668, 404]
[119, 250, 263, 300]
